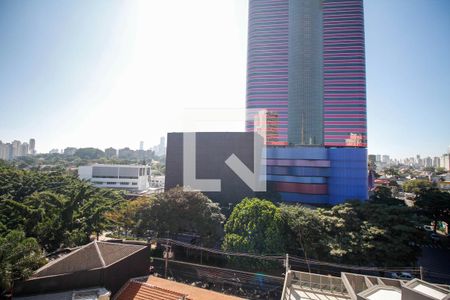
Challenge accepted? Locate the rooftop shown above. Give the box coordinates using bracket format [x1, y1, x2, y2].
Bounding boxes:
[34, 241, 147, 277]
[114, 276, 244, 300]
[282, 270, 450, 300]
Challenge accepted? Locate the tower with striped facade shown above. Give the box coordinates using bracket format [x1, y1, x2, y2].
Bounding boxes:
[246, 0, 368, 204]
[246, 0, 367, 148]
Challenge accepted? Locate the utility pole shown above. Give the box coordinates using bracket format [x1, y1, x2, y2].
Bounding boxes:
[285, 253, 290, 274]
[163, 241, 172, 279]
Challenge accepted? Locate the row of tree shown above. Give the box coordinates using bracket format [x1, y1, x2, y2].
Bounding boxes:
[1, 158, 449, 295]
[0, 160, 125, 295]
[109, 186, 449, 269]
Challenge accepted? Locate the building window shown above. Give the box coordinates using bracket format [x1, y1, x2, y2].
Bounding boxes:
[106, 182, 117, 185]
[132, 182, 137, 186]
[120, 182, 130, 185]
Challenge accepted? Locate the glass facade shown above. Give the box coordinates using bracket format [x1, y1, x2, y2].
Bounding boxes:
[246, 0, 367, 148]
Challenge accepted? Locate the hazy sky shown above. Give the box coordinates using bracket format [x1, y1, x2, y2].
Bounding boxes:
[0, 0, 449, 158]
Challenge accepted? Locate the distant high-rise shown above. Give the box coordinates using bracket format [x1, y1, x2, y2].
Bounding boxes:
[246, 0, 367, 147]
[29, 138, 36, 155]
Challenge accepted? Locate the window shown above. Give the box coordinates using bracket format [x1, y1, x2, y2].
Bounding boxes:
[120, 182, 130, 185]
[106, 182, 117, 185]
[132, 182, 137, 186]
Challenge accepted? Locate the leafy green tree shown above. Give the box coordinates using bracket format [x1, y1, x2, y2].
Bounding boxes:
[281, 201, 423, 267]
[0, 231, 46, 297]
[134, 187, 225, 246]
[415, 189, 450, 232]
[106, 197, 151, 237]
[384, 167, 400, 176]
[223, 198, 284, 255]
[280, 204, 330, 261]
[403, 179, 433, 194]
[74, 148, 105, 160]
[370, 186, 403, 206]
[435, 167, 447, 175]
[0, 164, 125, 252]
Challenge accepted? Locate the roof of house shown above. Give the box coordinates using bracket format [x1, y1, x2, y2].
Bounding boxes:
[114, 276, 244, 300]
[33, 241, 147, 278]
[14, 287, 110, 300]
[115, 281, 190, 300]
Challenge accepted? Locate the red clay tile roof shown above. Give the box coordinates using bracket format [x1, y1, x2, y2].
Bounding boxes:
[115, 276, 244, 300]
[115, 281, 190, 300]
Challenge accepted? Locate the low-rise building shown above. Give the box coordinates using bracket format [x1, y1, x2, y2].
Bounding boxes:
[281, 270, 450, 300]
[78, 164, 151, 191]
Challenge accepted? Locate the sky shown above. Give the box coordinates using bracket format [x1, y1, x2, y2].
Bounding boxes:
[0, 0, 449, 158]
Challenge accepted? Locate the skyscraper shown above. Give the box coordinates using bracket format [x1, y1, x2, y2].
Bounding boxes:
[246, 0, 368, 204]
[29, 138, 36, 155]
[246, 0, 367, 148]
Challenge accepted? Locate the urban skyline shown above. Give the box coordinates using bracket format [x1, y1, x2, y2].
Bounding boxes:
[0, 0, 449, 157]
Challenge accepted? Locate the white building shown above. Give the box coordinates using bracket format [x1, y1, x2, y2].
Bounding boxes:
[441, 154, 450, 171]
[78, 164, 151, 191]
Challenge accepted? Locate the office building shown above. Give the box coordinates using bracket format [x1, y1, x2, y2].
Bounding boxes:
[166, 0, 369, 205]
[441, 154, 450, 171]
[244, 0, 368, 204]
[29, 138, 36, 155]
[246, 0, 367, 147]
[78, 164, 151, 191]
[433, 156, 441, 168]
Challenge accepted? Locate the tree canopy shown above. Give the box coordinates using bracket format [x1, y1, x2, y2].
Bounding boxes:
[223, 198, 285, 255]
[0, 163, 124, 252]
[415, 188, 450, 232]
[0, 230, 46, 297]
[403, 179, 433, 193]
[112, 187, 225, 247]
[281, 200, 423, 267]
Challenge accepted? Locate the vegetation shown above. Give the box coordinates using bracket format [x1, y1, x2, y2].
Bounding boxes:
[415, 188, 450, 232]
[1, 158, 449, 290]
[9, 147, 165, 172]
[0, 161, 125, 294]
[222, 198, 284, 255]
[109, 187, 225, 247]
[0, 231, 46, 297]
[403, 179, 434, 193]
[281, 199, 423, 267]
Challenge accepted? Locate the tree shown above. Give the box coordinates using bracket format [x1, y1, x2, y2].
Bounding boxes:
[280, 204, 330, 261]
[74, 148, 105, 160]
[223, 198, 284, 255]
[403, 179, 433, 194]
[0, 164, 125, 252]
[435, 167, 447, 175]
[281, 201, 423, 267]
[415, 189, 450, 232]
[0, 231, 46, 297]
[134, 187, 225, 246]
[106, 197, 152, 237]
[370, 186, 403, 206]
[384, 167, 400, 177]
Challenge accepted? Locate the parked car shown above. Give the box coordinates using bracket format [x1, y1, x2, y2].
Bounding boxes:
[390, 272, 414, 280]
[423, 225, 433, 232]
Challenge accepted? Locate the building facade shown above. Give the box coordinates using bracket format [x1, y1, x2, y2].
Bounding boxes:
[246, 0, 367, 147]
[165, 0, 369, 205]
[244, 0, 368, 204]
[78, 164, 151, 191]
